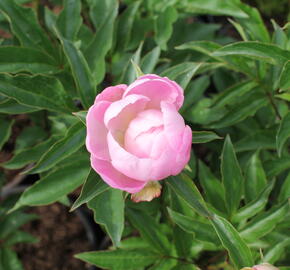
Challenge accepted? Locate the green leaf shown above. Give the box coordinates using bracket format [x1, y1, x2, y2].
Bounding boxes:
[198, 160, 226, 213]
[244, 152, 267, 203]
[168, 208, 220, 245]
[3, 136, 57, 169]
[85, 0, 118, 83]
[12, 158, 90, 209]
[279, 61, 290, 91]
[127, 208, 171, 254]
[192, 131, 222, 144]
[213, 41, 290, 65]
[0, 211, 37, 239]
[0, 74, 75, 113]
[56, 0, 82, 41]
[182, 0, 248, 18]
[28, 122, 85, 174]
[116, 1, 140, 51]
[180, 75, 210, 113]
[212, 80, 258, 108]
[263, 237, 290, 264]
[167, 174, 212, 217]
[0, 99, 38, 114]
[264, 157, 290, 178]
[232, 181, 274, 223]
[131, 59, 144, 78]
[236, 130, 276, 152]
[240, 201, 289, 242]
[88, 188, 124, 247]
[176, 40, 221, 55]
[75, 249, 159, 270]
[59, 36, 96, 109]
[221, 135, 243, 216]
[210, 215, 254, 268]
[140, 46, 161, 74]
[278, 173, 290, 202]
[275, 93, 290, 102]
[210, 92, 267, 129]
[0, 0, 54, 56]
[72, 111, 87, 125]
[0, 118, 13, 150]
[160, 62, 200, 80]
[276, 112, 290, 157]
[0, 46, 59, 74]
[71, 170, 109, 211]
[4, 231, 38, 246]
[0, 248, 23, 270]
[154, 6, 178, 50]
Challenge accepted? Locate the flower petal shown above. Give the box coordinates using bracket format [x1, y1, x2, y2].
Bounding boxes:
[86, 101, 111, 160]
[90, 156, 146, 193]
[123, 75, 183, 109]
[161, 101, 186, 151]
[104, 94, 149, 143]
[95, 84, 127, 104]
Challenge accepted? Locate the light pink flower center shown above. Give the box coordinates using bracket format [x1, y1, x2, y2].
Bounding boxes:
[124, 109, 164, 158]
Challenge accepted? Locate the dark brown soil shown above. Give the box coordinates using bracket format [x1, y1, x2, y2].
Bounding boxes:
[15, 203, 93, 270]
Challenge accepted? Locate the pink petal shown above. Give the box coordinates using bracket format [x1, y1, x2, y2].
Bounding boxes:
[161, 101, 186, 151]
[108, 132, 176, 181]
[95, 84, 127, 104]
[90, 156, 146, 193]
[171, 125, 192, 175]
[123, 75, 183, 110]
[86, 101, 111, 160]
[104, 94, 149, 143]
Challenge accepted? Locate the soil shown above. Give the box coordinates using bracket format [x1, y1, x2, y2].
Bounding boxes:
[15, 203, 94, 270]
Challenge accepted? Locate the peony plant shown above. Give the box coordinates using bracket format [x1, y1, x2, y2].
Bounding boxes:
[0, 0, 289, 269]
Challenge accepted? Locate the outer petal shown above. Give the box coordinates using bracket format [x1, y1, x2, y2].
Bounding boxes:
[86, 101, 111, 160]
[123, 75, 183, 109]
[90, 156, 146, 193]
[95, 84, 127, 104]
[161, 101, 186, 151]
[171, 125, 192, 175]
[104, 94, 149, 143]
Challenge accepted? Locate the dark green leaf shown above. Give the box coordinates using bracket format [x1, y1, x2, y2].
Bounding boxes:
[0, 0, 54, 56]
[127, 208, 171, 254]
[221, 135, 243, 216]
[71, 170, 109, 211]
[240, 202, 289, 242]
[72, 111, 87, 125]
[59, 37, 96, 109]
[192, 131, 222, 144]
[155, 6, 178, 50]
[56, 0, 82, 40]
[28, 122, 85, 174]
[140, 46, 160, 74]
[0, 74, 75, 113]
[0, 248, 23, 270]
[168, 208, 220, 245]
[4, 231, 38, 246]
[88, 188, 124, 246]
[12, 158, 90, 209]
[0, 99, 38, 114]
[167, 174, 212, 217]
[233, 181, 274, 223]
[278, 173, 290, 202]
[244, 152, 267, 202]
[263, 237, 290, 264]
[264, 157, 290, 178]
[85, 0, 118, 83]
[279, 61, 290, 91]
[213, 41, 290, 65]
[211, 215, 254, 268]
[3, 136, 57, 170]
[0, 118, 13, 150]
[75, 249, 159, 270]
[198, 160, 226, 213]
[276, 112, 290, 157]
[0, 46, 58, 74]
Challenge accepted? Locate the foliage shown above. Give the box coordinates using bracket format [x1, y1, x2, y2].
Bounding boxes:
[0, 0, 289, 269]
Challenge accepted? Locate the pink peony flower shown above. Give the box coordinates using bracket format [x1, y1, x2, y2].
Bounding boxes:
[86, 74, 192, 201]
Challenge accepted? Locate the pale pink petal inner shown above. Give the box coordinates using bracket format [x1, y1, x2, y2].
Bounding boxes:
[94, 84, 127, 104]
